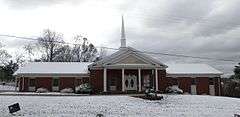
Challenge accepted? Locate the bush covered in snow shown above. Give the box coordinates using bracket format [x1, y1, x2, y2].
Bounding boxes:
[165, 85, 183, 94]
[60, 88, 74, 93]
[36, 88, 49, 93]
[75, 83, 92, 94]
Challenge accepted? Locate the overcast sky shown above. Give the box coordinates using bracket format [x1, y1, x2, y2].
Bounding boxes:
[0, 0, 239, 76]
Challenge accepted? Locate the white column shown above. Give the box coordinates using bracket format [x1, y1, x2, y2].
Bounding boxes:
[122, 68, 125, 92]
[22, 77, 24, 91]
[155, 69, 159, 91]
[15, 77, 17, 91]
[103, 68, 107, 92]
[218, 78, 221, 96]
[138, 68, 141, 92]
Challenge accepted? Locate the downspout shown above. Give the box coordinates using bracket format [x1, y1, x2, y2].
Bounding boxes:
[22, 77, 24, 91]
[218, 77, 221, 96]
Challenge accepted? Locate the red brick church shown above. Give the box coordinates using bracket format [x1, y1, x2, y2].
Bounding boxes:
[14, 17, 223, 95]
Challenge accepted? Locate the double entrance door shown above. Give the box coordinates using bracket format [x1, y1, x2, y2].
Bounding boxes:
[124, 75, 137, 91]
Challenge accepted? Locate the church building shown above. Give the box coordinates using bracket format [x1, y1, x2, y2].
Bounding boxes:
[14, 17, 223, 95]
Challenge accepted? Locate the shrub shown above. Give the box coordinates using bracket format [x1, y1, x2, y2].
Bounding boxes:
[36, 88, 48, 93]
[165, 85, 183, 94]
[223, 79, 240, 97]
[75, 83, 92, 94]
[145, 88, 157, 97]
[60, 88, 74, 93]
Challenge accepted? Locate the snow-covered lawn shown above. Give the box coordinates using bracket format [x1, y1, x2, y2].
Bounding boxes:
[0, 95, 240, 117]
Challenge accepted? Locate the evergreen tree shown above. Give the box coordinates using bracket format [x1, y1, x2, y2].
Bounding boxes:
[230, 63, 240, 79]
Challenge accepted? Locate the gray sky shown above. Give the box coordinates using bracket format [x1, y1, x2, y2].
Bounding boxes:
[0, 0, 239, 76]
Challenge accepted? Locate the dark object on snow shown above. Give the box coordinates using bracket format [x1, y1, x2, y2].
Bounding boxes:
[96, 113, 104, 117]
[2, 82, 6, 85]
[137, 88, 163, 100]
[145, 88, 157, 97]
[8, 103, 20, 114]
[234, 114, 240, 117]
[75, 83, 92, 94]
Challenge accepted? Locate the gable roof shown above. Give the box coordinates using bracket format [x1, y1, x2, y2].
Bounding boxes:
[89, 47, 167, 69]
[14, 62, 92, 76]
[166, 64, 223, 75]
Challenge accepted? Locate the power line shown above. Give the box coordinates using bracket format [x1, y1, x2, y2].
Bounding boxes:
[0, 34, 238, 62]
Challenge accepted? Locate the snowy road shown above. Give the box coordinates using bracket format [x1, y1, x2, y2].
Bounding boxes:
[0, 95, 240, 117]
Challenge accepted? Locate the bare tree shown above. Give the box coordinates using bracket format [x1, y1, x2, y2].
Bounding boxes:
[37, 29, 64, 62]
[0, 43, 11, 65]
[72, 35, 98, 62]
[54, 45, 73, 62]
[23, 43, 35, 61]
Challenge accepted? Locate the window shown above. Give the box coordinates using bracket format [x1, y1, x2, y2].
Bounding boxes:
[143, 75, 150, 88]
[192, 78, 197, 85]
[53, 78, 59, 87]
[29, 79, 35, 87]
[172, 78, 178, 85]
[209, 78, 214, 85]
[110, 77, 116, 86]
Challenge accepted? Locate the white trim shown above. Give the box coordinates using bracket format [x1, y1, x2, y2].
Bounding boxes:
[89, 47, 167, 69]
[105, 64, 165, 69]
[103, 68, 107, 92]
[155, 69, 158, 91]
[122, 68, 125, 92]
[138, 68, 141, 92]
[167, 74, 221, 78]
[16, 74, 90, 78]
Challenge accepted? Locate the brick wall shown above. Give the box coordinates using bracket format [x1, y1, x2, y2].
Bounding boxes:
[90, 69, 103, 93]
[158, 70, 167, 92]
[107, 69, 122, 92]
[196, 77, 209, 95]
[35, 77, 52, 91]
[59, 77, 75, 91]
[178, 77, 192, 93]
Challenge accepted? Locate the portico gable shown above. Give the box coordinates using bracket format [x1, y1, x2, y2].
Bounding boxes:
[89, 47, 167, 93]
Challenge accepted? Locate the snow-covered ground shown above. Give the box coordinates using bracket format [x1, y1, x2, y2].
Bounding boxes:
[0, 95, 240, 117]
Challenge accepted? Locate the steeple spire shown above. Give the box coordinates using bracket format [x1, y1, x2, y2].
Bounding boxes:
[120, 15, 126, 48]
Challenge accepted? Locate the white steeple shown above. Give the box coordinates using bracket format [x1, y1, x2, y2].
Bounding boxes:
[120, 15, 126, 48]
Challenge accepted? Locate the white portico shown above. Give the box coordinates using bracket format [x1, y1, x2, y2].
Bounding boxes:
[90, 48, 167, 92]
[89, 16, 167, 93]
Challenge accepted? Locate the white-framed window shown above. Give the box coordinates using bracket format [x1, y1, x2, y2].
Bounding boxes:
[28, 78, 36, 91]
[52, 77, 59, 91]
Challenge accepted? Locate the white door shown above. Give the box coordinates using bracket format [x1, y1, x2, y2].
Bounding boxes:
[125, 75, 137, 91]
[209, 85, 215, 96]
[191, 85, 197, 95]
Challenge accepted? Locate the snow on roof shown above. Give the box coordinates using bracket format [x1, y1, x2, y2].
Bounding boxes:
[14, 62, 92, 75]
[89, 47, 167, 68]
[166, 64, 223, 75]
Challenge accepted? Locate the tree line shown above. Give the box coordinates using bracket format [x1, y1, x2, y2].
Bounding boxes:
[222, 63, 240, 97]
[0, 29, 106, 82]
